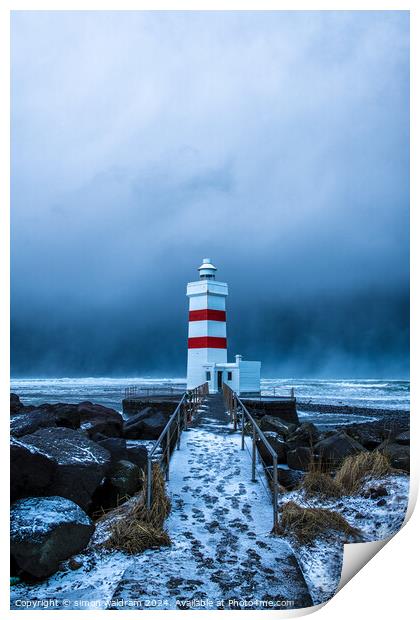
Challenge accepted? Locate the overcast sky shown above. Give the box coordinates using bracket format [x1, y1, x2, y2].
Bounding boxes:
[11, 11, 409, 378]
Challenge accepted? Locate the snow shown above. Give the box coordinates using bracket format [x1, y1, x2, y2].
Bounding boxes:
[278, 474, 409, 605]
[11, 496, 92, 541]
[10, 398, 311, 610]
[10, 394, 409, 611]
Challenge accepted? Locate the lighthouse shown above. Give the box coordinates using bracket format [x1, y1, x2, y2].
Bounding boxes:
[186, 259, 261, 395]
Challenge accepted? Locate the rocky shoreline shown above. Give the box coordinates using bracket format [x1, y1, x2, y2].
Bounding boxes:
[298, 400, 409, 418]
[10, 391, 410, 602]
[10, 392, 173, 581]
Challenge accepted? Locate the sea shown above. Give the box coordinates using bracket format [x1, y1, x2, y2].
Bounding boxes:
[10, 378, 409, 429]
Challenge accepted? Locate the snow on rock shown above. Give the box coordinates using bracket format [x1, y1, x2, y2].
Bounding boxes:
[19, 427, 112, 510]
[11, 496, 94, 579]
[10, 395, 313, 610]
[10, 437, 57, 502]
[278, 473, 409, 605]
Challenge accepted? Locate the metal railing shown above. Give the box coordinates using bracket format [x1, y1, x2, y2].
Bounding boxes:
[223, 383, 280, 533]
[146, 382, 209, 509]
[124, 385, 186, 399]
[259, 387, 295, 398]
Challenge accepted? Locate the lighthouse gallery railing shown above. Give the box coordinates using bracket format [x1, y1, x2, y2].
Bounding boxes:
[146, 382, 209, 509]
[223, 383, 280, 533]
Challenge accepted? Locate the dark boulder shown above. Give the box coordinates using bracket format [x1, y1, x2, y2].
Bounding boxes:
[259, 416, 296, 437]
[125, 442, 148, 470]
[123, 408, 168, 440]
[287, 446, 313, 471]
[109, 460, 141, 498]
[10, 437, 57, 501]
[362, 485, 389, 499]
[314, 432, 366, 468]
[20, 427, 111, 510]
[10, 393, 35, 415]
[287, 422, 319, 450]
[257, 432, 287, 464]
[10, 409, 57, 438]
[11, 393, 24, 414]
[345, 425, 384, 450]
[122, 407, 154, 439]
[96, 437, 128, 464]
[277, 467, 304, 490]
[10, 496, 94, 578]
[78, 401, 123, 438]
[378, 441, 410, 472]
[395, 431, 410, 446]
[142, 411, 168, 439]
[49, 403, 80, 429]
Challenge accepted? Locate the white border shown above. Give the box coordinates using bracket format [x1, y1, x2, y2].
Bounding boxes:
[1, 2, 416, 619]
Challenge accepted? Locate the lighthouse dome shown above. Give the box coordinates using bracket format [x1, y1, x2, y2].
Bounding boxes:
[198, 258, 217, 280]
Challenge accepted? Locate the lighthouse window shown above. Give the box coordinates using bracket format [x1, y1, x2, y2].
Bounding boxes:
[206, 371, 211, 381]
[227, 371, 232, 381]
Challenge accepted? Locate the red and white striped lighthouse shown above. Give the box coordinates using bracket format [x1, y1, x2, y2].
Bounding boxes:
[186, 258, 261, 394]
[186, 259, 228, 390]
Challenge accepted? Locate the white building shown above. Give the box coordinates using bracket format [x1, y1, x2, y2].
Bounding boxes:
[186, 258, 261, 395]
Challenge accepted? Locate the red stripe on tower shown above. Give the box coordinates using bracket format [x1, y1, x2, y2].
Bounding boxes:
[189, 309, 226, 322]
[188, 337, 227, 349]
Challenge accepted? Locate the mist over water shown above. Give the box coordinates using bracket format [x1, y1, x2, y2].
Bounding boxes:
[11, 12, 409, 379]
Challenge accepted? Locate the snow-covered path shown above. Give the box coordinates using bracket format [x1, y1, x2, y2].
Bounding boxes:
[109, 394, 312, 610]
[10, 394, 312, 611]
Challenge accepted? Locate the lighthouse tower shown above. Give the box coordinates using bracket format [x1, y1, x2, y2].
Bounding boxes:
[186, 258, 261, 395]
[187, 259, 228, 390]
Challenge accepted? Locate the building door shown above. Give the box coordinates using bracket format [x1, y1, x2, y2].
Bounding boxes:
[217, 371, 223, 391]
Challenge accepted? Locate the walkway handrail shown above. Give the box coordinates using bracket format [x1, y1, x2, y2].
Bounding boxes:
[223, 383, 280, 533]
[146, 382, 209, 509]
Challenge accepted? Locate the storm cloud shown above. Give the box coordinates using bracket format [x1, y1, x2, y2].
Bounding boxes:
[11, 11, 409, 378]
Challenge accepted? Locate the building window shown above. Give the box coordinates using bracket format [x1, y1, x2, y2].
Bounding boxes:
[206, 371, 211, 381]
[227, 371, 232, 381]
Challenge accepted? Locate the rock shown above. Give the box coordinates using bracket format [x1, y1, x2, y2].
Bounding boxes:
[68, 558, 83, 571]
[277, 467, 304, 490]
[96, 437, 128, 464]
[109, 460, 141, 498]
[315, 432, 366, 467]
[10, 437, 57, 501]
[49, 403, 80, 429]
[10, 496, 94, 578]
[10, 409, 57, 438]
[20, 427, 112, 510]
[287, 423, 319, 450]
[257, 432, 288, 464]
[11, 393, 25, 414]
[259, 416, 296, 437]
[395, 431, 410, 446]
[363, 485, 389, 499]
[78, 402, 123, 438]
[377, 498, 387, 507]
[122, 408, 154, 439]
[124, 409, 168, 440]
[125, 443, 148, 470]
[378, 441, 410, 472]
[345, 426, 384, 450]
[287, 446, 313, 471]
[92, 459, 141, 510]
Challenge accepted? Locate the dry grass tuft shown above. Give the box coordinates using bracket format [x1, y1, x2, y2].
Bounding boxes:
[300, 470, 344, 498]
[280, 501, 360, 544]
[334, 451, 393, 495]
[104, 464, 171, 554]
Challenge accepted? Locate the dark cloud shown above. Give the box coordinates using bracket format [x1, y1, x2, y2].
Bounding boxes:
[11, 11, 409, 378]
